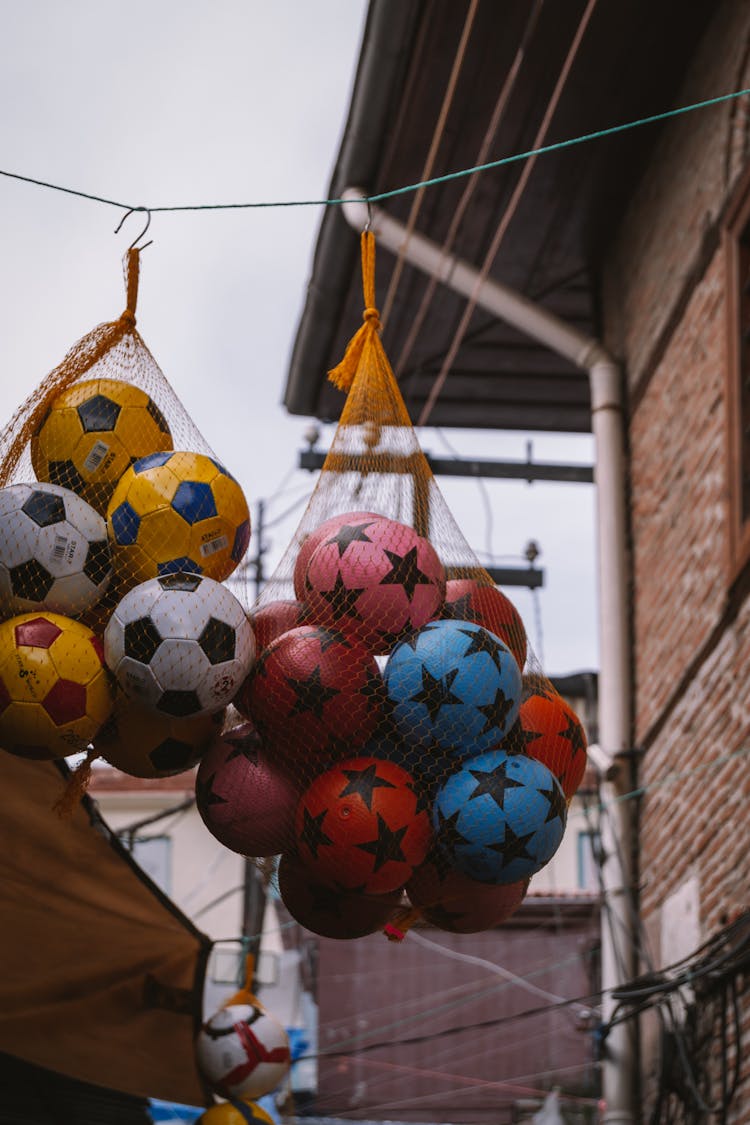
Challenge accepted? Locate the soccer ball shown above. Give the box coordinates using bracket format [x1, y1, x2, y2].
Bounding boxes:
[304, 515, 445, 649]
[442, 578, 527, 671]
[432, 749, 567, 884]
[383, 619, 522, 757]
[94, 690, 223, 777]
[292, 510, 382, 601]
[519, 680, 588, 799]
[249, 598, 308, 653]
[0, 612, 115, 759]
[195, 1001, 290, 1099]
[236, 625, 385, 773]
[198, 1100, 275, 1125]
[103, 572, 255, 718]
[196, 721, 300, 856]
[106, 450, 251, 588]
[406, 849, 528, 933]
[277, 853, 402, 940]
[293, 755, 433, 894]
[31, 377, 173, 513]
[0, 482, 111, 619]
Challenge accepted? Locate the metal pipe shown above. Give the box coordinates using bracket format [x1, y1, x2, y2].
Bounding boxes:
[341, 187, 636, 1125]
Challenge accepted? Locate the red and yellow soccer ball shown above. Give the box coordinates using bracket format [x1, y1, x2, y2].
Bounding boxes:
[106, 451, 251, 589]
[293, 756, 433, 894]
[0, 612, 115, 759]
[519, 679, 588, 800]
[442, 578, 527, 671]
[304, 515, 446, 650]
[31, 377, 173, 514]
[236, 625, 384, 772]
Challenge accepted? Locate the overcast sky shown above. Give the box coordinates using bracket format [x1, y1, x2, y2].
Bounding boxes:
[0, 1, 597, 677]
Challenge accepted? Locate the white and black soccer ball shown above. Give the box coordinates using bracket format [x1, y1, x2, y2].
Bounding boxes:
[195, 1001, 291, 1099]
[103, 572, 255, 717]
[0, 481, 111, 618]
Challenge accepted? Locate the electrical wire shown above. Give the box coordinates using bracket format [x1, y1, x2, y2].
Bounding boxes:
[0, 89, 749, 218]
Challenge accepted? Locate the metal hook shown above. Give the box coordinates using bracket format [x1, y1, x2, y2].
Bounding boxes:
[363, 196, 373, 234]
[114, 207, 153, 251]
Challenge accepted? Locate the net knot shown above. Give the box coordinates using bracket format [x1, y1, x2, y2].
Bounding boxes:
[119, 308, 137, 329]
[362, 306, 380, 328]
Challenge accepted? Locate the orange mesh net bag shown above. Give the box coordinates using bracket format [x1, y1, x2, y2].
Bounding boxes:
[0, 248, 254, 800]
[195, 231, 590, 942]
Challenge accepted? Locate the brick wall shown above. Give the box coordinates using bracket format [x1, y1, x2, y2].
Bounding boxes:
[602, 0, 750, 1117]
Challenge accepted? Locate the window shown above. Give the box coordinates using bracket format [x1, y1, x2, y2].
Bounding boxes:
[724, 165, 750, 575]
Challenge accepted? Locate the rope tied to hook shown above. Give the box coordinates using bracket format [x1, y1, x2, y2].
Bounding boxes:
[328, 230, 380, 392]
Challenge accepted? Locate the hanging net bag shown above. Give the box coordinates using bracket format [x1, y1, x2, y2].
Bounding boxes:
[197, 231, 589, 942]
[0, 248, 254, 800]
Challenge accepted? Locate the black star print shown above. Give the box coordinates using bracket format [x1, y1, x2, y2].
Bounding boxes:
[315, 627, 353, 652]
[559, 713, 587, 758]
[538, 780, 567, 825]
[521, 722, 543, 748]
[325, 521, 376, 556]
[306, 880, 347, 916]
[299, 807, 333, 858]
[380, 546, 432, 602]
[411, 665, 462, 722]
[444, 593, 474, 621]
[468, 760, 525, 809]
[522, 677, 555, 703]
[435, 807, 470, 851]
[311, 570, 364, 622]
[399, 622, 441, 653]
[424, 903, 463, 929]
[476, 687, 515, 734]
[195, 772, 227, 810]
[356, 813, 408, 871]
[224, 730, 261, 765]
[489, 821, 536, 869]
[339, 763, 397, 810]
[288, 665, 341, 719]
[458, 626, 508, 675]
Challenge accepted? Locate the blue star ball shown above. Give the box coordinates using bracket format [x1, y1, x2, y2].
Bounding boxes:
[432, 748, 567, 884]
[382, 619, 522, 759]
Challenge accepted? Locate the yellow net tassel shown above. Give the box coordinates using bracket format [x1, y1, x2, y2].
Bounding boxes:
[383, 904, 424, 942]
[120, 247, 140, 329]
[224, 953, 267, 1011]
[52, 747, 100, 818]
[328, 230, 381, 392]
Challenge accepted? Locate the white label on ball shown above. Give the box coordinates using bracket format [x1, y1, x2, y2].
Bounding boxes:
[200, 536, 228, 558]
[51, 534, 71, 563]
[84, 440, 110, 472]
[124, 669, 151, 696]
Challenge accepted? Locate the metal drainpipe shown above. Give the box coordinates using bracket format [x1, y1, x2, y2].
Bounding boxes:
[341, 188, 637, 1125]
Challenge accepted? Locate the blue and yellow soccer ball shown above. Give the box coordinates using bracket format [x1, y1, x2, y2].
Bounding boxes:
[106, 451, 251, 587]
[31, 377, 173, 514]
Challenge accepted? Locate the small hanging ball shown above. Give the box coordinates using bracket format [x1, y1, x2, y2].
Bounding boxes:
[197, 1099, 275, 1125]
[292, 510, 382, 601]
[196, 721, 299, 856]
[196, 1001, 290, 1100]
[383, 619, 522, 758]
[293, 755, 433, 894]
[304, 516, 446, 651]
[442, 578, 527, 671]
[249, 599, 308, 654]
[406, 849, 528, 933]
[519, 680, 588, 800]
[235, 625, 384, 773]
[277, 853, 402, 939]
[432, 749, 567, 884]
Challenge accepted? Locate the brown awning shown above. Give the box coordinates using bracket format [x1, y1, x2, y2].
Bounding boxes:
[0, 754, 211, 1106]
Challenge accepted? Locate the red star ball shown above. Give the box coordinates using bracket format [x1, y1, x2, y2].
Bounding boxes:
[249, 599, 308, 653]
[293, 511, 382, 601]
[277, 853, 402, 939]
[442, 578, 527, 671]
[406, 851, 528, 933]
[294, 755, 433, 894]
[519, 686, 588, 800]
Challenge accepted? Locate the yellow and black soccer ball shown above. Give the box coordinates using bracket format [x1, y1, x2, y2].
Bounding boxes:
[0, 612, 115, 760]
[31, 377, 173, 513]
[94, 690, 223, 778]
[106, 451, 251, 588]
